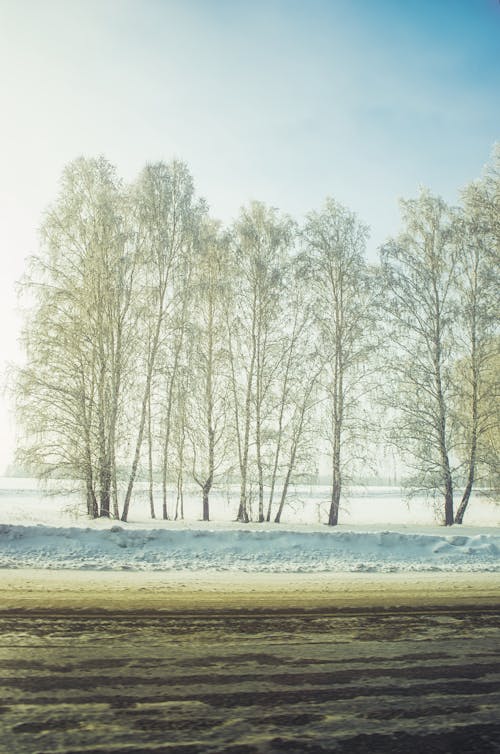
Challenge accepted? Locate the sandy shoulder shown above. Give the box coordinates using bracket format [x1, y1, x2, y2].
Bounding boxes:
[0, 568, 499, 613]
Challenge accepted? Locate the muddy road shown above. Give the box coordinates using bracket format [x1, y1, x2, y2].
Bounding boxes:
[1, 606, 499, 753]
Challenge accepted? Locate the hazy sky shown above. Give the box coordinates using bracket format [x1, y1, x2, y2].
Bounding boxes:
[0, 0, 498, 470]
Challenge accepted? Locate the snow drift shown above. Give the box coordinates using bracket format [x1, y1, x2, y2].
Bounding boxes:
[0, 524, 498, 572]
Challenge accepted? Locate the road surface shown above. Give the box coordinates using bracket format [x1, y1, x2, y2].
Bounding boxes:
[1, 574, 499, 754]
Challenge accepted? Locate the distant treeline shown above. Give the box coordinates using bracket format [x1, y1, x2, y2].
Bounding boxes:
[14, 148, 499, 525]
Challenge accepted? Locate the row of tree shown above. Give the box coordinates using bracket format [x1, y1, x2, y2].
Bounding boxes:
[15, 148, 499, 525]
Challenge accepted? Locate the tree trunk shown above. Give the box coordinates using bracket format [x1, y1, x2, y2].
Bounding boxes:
[201, 423, 214, 523]
[266, 310, 299, 522]
[99, 466, 111, 517]
[122, 351, 164, 521]
[455, 470, 474, 524]
[175, 415, 186, 520]
[328, 415, 342, 526]
[256, 444, 264, 522]
[432, 281, 455, 526]
[237, 466, 250, 523]
[455, 299, 479, 525]
[266, 381, 287, 521]
[255, 340, 265, 523]
[328, 335, 342, 527]
[162, 442, 170, 520]
[111, 460, 119, 519]
[121, 368, 152, 522]
[455, 422, 477, 524]
[98, 398, 111, 517]
[275, 390, 313, 524]
[175, 468, 184, 520]
[122, 264, 170, 523]
[161, 335, 185, 521]
[235, 291, 258, 524]
[328, 476, 340, 526]
[147, 391, 156, 519]
[274, 466, 292, 523]
[82, 403, 98, 518]
[237, 374, 253, 523]
[437, 403, 454, 526]
[86, 475, 99, 518]
[202, 483, 211, 521]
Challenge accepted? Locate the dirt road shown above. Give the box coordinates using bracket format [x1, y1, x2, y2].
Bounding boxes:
[1, 570, 499, 753]
[1, 568, 499, 612]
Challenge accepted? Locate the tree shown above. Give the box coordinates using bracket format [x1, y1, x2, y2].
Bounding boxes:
[120, 160, 204, 522]
[155, 238, 196, 521]
[303, 199, 375, 526]
[187, 221, 232, 521]
[265, 260, 321, 523]
[227, 202, 294, 522]
[16, 157, 134, 518]
[454, 149, 500, 521]
[272, 356, 322, 523]
[380, 191, 458, 525]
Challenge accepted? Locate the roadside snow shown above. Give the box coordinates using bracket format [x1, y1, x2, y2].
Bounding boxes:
[0, 524, 498, 573]
[0, 478, 498, 572]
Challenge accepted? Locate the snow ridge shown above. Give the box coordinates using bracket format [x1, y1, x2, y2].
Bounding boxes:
[0, 524, 498, 573]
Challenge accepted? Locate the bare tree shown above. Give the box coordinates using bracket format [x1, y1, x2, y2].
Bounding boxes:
[157, 245, 196, 521]
[187, 221, 232, 521]
[172, 365, 190, 521]
[380, 191, 458, 525]
[273, 359, 321, 523]
[17, 150, 496, 530]
[303, 199, 376, 526]
[227, 202, 294, 522]
[454, 149, 500, 521]
[16, 157, 134, 518]
[265, 261, 321, 522]
[120, 161, 203, 522]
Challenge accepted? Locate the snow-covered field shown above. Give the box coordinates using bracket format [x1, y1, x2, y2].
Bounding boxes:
[0, 477, 498, 573]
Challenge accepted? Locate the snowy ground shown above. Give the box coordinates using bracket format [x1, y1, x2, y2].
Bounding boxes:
[0, 477, 498, 573]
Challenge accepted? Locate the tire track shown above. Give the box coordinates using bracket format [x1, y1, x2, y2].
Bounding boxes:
[1, 609, 499, 753]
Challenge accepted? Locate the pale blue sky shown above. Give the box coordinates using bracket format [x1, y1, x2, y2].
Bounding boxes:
[0, 0, 498, 466]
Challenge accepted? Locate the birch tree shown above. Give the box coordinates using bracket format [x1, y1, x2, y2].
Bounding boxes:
[120, 160, 204, 522]
[187, 221, 232, 521]
[303, 199, 375, 526]
[16, 157, 134, 517]
[156, 244, 195, 521]
[227, 202, 294, 522]
[380, 191, 458, 525]
[454, 149, 500, 521]
[265, 262, 321, 522]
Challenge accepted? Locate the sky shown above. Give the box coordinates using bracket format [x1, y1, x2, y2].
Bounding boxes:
[0, 0, 498, 471]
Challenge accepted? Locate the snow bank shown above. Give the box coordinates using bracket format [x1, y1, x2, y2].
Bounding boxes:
[0, 479, 498, 573]
[0, 524, 498, 572]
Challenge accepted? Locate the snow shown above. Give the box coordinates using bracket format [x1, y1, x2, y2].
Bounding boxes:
[1, 523, 499, 572]
[0, 477, 498, 573]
